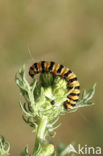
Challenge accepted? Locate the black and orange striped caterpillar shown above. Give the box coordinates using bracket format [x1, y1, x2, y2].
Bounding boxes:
[29, 61, 80, 109]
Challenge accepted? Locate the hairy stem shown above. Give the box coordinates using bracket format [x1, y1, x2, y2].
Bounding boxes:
[32, 116, 48, 156]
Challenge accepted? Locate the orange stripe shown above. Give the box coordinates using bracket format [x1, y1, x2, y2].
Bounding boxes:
[32, 65, 37, 73]
[45, 62, 51, 72]
[61, 67, 69, 76]
[72, 89, 80, 94]
[66, 103, 73, 109]
[69, 81, 80, 87]
[69, 100, 76, 105]
[66, 73, 75, 80]
[69, 95, 79, 100]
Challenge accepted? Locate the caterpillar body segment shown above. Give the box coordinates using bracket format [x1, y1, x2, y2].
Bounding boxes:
[29, 61, 80, 109]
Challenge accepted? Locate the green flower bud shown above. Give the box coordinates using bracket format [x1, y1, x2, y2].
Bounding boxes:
[41, 142, 54, 156]
[40, 73, 54, 87]
[53, 76, 67, 90]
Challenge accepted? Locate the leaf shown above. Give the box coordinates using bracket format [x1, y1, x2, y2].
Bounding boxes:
[19, 64, 25, 80]
[31, 78, 37, 93]
[48, 131, 56, 138]
[49, 123, 61, 132]
[66, 86, 75, 96]
[50, 117, 60, 127]
[19, 102, 32, 117]
[83, 83, 96, 102]
[82, 90, 86, 98]
[0, 135, 10, 155]
[24, 145, 30, 156]
[67, 108, 78, 113]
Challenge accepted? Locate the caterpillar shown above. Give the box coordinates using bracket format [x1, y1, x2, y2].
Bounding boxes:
[29, 61, 80, 109]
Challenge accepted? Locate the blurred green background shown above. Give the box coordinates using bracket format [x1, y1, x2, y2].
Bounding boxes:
[0, 0, 103, 155]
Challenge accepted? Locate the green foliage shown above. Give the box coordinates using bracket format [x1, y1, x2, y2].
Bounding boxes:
[53, 143, 76, 156]
[15, 65, 96, 156]
[0, 136, 10, 156]
[0, 64, 95, 156]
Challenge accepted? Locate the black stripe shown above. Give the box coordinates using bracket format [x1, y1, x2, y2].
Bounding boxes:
[49, 62, 55, 71]
[30, 66, 34, 71]
[64, 70, 72, 78]
[29, 70, 34, 78]
[69, 97, 79, 102]
[41, 61, 45, 73]
[63, 101, 68, 109]
[68, 86, 80, 90]
[71, 104, 76, 107]
[70, 93, 80, 96]
[57, 64, 64, 73]
[34, 63, 39, 73]
[68, 77, 78, 84]
[75, 86, 80, 89]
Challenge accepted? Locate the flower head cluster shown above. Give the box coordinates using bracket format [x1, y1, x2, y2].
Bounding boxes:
[16, 65, 68, 122]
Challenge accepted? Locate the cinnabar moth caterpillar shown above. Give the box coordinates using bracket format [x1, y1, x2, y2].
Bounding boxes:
[29, 61, 80, 109]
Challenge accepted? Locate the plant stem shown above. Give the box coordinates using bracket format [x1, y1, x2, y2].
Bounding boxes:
[32, 116, 48, 156]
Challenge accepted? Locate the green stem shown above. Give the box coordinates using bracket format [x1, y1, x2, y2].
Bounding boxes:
[32, 116, 48, 156]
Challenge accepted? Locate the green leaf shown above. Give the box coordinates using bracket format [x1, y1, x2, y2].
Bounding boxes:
[24, 145, 30, 156]
[19, 64, 25, 80]
[31, 78, 37, 93]
[83, 83, 96, 102]
[0, 135, 10, 156]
